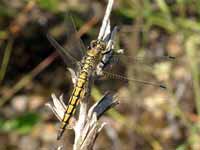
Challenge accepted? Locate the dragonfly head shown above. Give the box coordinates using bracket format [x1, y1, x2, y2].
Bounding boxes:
[88, 40, 107, 56]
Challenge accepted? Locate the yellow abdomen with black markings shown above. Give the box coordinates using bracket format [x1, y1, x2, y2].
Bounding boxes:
[57, 50, 100, 140]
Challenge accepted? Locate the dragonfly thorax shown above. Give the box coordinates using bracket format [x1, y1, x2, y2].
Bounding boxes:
[87, 40, 107, 57]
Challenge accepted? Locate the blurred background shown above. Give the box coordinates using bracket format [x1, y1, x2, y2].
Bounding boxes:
[0, 0, 200, 149]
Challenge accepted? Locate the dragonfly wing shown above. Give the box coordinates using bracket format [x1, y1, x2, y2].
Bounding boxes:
[106, 52, 175, 71]
[47, 33, 80, 70]
[100, 53, 174, 89]
[101, 70, 167, 89]
[64, 12, 86, 59]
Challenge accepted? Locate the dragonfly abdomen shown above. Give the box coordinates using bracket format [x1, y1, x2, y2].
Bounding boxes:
[57, 55, 95, 140]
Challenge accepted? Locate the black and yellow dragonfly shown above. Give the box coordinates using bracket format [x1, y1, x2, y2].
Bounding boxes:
[47, 0, 117, 140]
[47, 0, 174, 140]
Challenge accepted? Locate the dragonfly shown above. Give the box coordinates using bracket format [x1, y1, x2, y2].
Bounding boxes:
[47, 0, 117, 140]
[47, 0, 174, 140]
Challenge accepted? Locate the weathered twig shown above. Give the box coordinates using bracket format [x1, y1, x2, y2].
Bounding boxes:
[47, 92, 118, 150]
[73, 92, 118, 150]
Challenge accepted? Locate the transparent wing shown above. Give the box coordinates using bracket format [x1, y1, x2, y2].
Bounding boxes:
[47, 12, 88, 70]
[106, 52, 175, 70]
[64, 13, 86, 57]
[47, 33, 80, 70]
[100, 52, 175, 89]
[102, 70, 167, 89]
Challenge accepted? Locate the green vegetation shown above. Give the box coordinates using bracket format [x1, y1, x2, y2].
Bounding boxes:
[0, 113, 40, 134]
